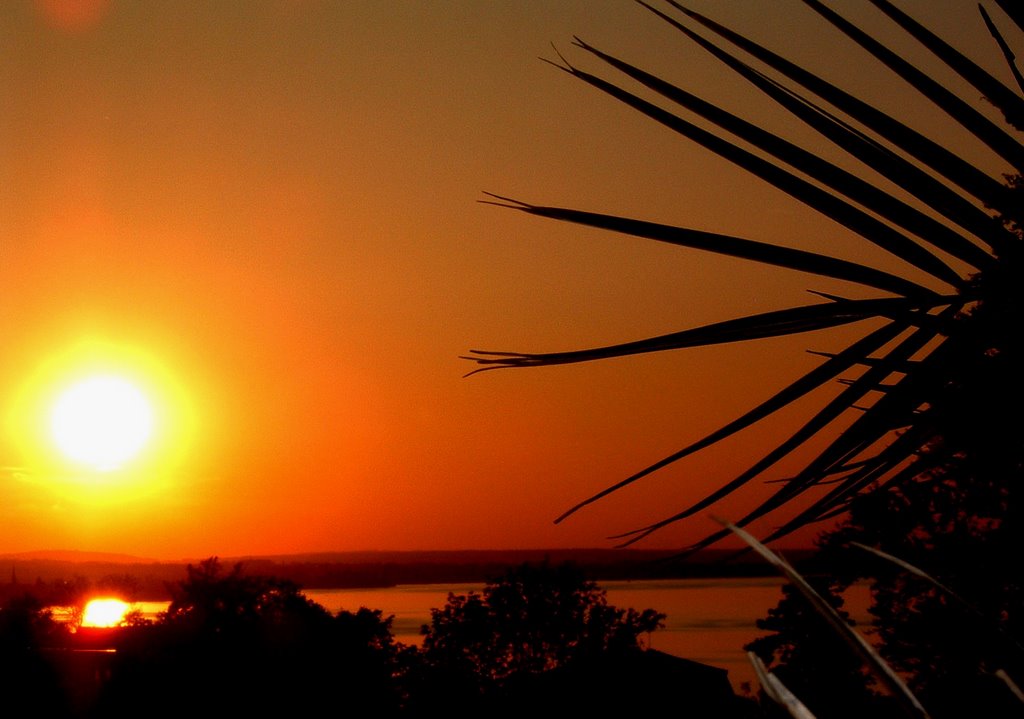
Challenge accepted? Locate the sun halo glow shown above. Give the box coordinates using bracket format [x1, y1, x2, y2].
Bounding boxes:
[5, 339, 197, 512]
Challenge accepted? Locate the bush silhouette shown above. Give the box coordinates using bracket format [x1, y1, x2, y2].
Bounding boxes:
[414, 561, 663, 709]
[96, 558, 407, 717]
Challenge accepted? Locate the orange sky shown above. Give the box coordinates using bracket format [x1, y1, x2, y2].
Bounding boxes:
[0, 1, 1013, 559]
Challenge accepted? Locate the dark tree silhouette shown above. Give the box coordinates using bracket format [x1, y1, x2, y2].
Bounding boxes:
[753, 462, 1024, 717]
[95, 574, 143, 603]
[414, 561, 663, 709]
[745, 580, 901, 719]
[745, 277, 1023, 716]
[0, 596, 71, 716]
[96, 558, 408, 717]
[163, 556, 329, 635]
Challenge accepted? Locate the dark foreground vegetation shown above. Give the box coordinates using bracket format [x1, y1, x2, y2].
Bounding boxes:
[464, 0, 1024, 716]
[0, 558, 751, 718]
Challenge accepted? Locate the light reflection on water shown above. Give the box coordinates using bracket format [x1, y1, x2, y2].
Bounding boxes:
[50, 577, 871, 694]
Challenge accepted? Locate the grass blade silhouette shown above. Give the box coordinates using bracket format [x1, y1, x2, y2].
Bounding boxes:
[749, 651, 819, 719]
[719, 518, 932, 719]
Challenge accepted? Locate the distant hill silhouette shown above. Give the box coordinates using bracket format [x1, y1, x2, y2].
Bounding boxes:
[0, 550, 157, 563]
[1, 547, 816, 601]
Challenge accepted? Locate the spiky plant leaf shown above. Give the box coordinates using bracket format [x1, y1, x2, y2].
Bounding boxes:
[720, 518, 931, 719]
[468, 1, 1021, 554]
[602, 304, 961, 545]
[466, 294, 951, 379]
[995, 0, 1024, 34]
[995, 669, 1024, 704]
[568, 37, 996, 270]
[979, 5, 1024, 96]
[849, 541, 1024, 659]
[864, 0, 1024, 126]
[552, 320, 911, 523]
[666, 2, 1014, 213]
[535, 55, 967, 285]
[749, 651, 819, 719]
[634, 2, 1013, 257]
[479, 195, 944, 297]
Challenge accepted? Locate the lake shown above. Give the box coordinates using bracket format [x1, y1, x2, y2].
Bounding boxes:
[305, 576, 872, 693]
[127, 575, 870, 693]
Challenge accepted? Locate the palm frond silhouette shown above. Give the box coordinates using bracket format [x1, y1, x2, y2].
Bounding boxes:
[466, 1, 1022, 551]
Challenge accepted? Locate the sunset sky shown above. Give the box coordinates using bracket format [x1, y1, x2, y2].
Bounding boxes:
[0, 1, 1012, 559]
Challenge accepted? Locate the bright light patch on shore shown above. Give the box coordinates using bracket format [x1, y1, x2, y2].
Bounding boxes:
[81, 598, 131, 628]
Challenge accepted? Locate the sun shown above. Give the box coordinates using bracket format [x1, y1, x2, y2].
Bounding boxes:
[6, 339, 196, 498]
[50, 375, 155, 471]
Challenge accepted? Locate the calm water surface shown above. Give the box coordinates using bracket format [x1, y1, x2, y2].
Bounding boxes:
[131, 577, 869, 693]
[305, 577, 843, 692]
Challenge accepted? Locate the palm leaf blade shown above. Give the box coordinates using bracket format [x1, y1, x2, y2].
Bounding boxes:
[611, 308, 953, 542]
[574, 38, 996, 269]
[466, 296, 949, 373]
[666, 1, 1014, 214]
[802, 0, 1024, 171]
[868, 0, 1024, 127]
[481, 197, 945, 298]
[550, 60, 966, 286]
[553, 320, 911, 523]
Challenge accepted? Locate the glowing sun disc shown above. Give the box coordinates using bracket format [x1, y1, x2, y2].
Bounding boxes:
[50, 375, 154, 471]
[81, 598, 131, 628]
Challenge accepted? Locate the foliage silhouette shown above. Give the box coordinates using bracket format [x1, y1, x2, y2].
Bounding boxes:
[749, 463, 1024, 718]
[414, 561, 664, 709]
[466, 1, 1023, 556]
[7, 560, 749, 717]
[96, 558, 408, 718]
[162, 556, 329, 637]
[94, 574, 143, 604]
[0, 596, 71, 716]
[466, 3, 1024, 715]
[745, 581, 899, 719]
